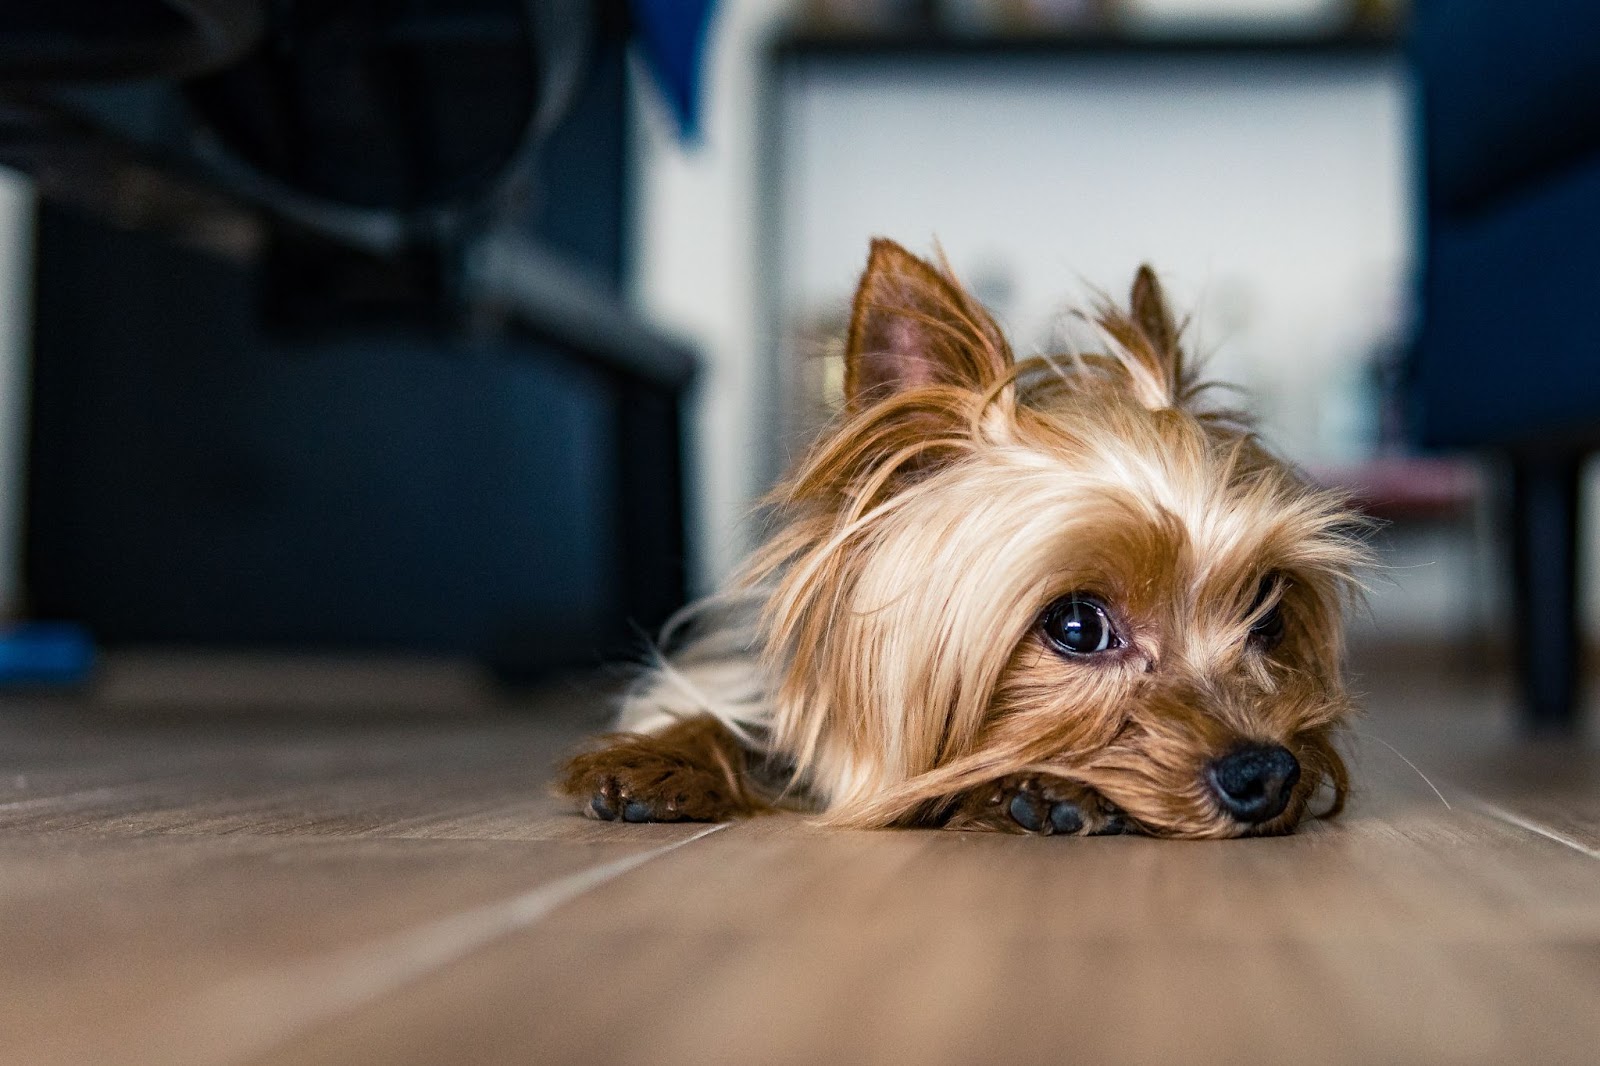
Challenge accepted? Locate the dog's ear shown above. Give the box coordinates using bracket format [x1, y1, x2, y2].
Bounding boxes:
[1130, 264, 1179, 359]
[844, 239, 1012, 409]
[1098, 264, 1188, 410]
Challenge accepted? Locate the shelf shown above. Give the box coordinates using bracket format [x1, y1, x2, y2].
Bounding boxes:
[773, 22, 1402, 62]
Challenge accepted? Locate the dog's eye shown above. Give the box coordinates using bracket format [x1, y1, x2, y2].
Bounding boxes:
[1041, 595, 1118, 656]
[1248, 576, 1286, 648]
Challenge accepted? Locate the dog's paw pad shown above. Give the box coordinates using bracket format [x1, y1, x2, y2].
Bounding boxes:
[1008, 792, 1045, 832]
[954, 775, 1128, 837]
[1048, 800, 1084, 835]
[1009, 791, 1090, 835]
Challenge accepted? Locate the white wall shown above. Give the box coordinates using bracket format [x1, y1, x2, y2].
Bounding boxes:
[631, 0, 797, 593]
[778, 57, 1414, 465]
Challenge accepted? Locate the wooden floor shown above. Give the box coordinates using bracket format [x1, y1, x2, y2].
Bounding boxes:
[2, 652, 1597, 1066]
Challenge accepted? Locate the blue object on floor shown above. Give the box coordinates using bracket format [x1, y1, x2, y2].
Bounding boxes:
[0, 623, 95, 686]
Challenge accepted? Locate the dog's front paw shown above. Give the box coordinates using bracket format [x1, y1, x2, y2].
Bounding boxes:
[947, 775, 1128, 836]
[557, 720, 762, 824]
[564, 756, 733, 823]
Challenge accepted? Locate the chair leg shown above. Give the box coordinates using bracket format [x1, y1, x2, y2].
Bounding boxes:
[1508, 455, 1584, 736]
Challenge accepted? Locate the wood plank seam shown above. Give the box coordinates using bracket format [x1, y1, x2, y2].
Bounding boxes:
[0, 785, 137, 813]
[1470, 799, 1600, 861]
[176, 824, 727, 1064]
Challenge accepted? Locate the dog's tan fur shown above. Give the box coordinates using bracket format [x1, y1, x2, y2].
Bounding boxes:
[559, 238, 1368, 838]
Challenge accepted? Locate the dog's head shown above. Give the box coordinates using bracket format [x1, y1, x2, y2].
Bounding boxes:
[749, 239, 1368, 838]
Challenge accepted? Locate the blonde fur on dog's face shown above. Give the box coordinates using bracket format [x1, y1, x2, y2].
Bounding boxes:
[559, 237, 1369, 839]
[738, 240, 1368, 838]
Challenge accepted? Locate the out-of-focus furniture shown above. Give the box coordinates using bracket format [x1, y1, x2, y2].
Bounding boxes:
[1408, 0, 1600, 734]
[0, 1, 699, 678]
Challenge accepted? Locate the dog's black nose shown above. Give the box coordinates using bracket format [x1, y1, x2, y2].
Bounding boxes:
[1208, 745, 1300, 824]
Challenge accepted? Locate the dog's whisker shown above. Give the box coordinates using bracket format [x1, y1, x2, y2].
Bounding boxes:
[1350, 729, 1452, 810]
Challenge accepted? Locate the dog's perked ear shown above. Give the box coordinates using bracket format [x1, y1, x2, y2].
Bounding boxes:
[844, 239, 1013, 409]
[1130, 264, 1179, 359]
[1096, 264, 1190, 411]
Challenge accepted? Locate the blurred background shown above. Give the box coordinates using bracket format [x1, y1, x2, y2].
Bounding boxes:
[0, 0, 1594, 733]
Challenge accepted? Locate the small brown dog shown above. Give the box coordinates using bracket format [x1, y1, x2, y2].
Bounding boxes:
[560, 239, 1367, 838]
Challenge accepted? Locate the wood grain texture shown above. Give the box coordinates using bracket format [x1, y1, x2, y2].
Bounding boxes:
[0, 653, 1596, 1065]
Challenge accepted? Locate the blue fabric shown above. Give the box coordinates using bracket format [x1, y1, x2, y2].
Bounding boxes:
[1418, 0, 1600, 219]
[629, 0, 716, 141]
[1414, 161, 1600, 447]
[1409, 0, 1600, 449]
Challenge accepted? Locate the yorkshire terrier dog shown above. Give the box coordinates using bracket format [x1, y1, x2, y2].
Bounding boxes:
[560, 238, 1367, 838]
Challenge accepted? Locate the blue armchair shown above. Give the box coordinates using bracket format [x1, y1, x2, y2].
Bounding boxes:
[1409, 0, 1600, 733]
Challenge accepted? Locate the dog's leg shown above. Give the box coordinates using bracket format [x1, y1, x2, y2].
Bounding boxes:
[945, 774, 1128, 836]
[557, 716, 768, 823]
